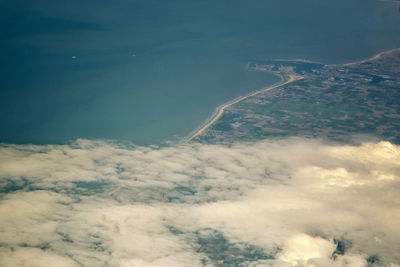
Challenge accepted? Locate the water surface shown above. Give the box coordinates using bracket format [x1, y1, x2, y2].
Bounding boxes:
[1, 0, 400, 144]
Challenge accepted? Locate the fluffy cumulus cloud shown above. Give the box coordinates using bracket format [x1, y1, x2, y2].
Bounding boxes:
[0, 138, 399, 266]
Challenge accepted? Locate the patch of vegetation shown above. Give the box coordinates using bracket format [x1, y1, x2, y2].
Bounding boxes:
[71, 180, 113, 196]
[195, 228, 275, 266]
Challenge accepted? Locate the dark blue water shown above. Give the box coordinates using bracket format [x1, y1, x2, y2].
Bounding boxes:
[1, 0, 400, 144]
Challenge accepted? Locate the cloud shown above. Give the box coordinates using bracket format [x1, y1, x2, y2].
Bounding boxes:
[66, 204, 202, 267]
[0, 138, 399, 266]
[0, 191, 70, 247]
[0, 247, 79, 267]
[278, 234, 337, 265]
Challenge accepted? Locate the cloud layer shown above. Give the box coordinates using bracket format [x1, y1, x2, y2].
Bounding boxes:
[0, 138, 399, 266]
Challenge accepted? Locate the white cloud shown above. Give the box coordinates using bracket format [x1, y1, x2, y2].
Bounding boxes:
[0, 191, 70, 247]
[0, 138, 399, 266]
[0, 247, 79, 267]
[63, 204, 203, 267]
[278, 234, 336, 265]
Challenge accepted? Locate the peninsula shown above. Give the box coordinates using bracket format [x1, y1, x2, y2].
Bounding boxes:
[192, 48, 400, 143]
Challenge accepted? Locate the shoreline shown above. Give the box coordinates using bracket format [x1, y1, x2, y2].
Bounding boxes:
[332, 47, 400, 67]
[187, 47, 400, 141]
[187, 73, 304, 140]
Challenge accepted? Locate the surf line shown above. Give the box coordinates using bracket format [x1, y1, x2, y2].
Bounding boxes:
[188, 73, 304, 141]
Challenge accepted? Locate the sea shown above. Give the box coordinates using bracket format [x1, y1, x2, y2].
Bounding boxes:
[1, 0, 400, 145]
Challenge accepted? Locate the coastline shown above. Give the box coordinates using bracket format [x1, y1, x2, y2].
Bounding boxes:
[333, 47, 400, 67]
[187, 47, 400, 141]
[187, 72, 304, 141]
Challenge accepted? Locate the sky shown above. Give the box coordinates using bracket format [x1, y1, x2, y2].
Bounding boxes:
[0, 138, 399, 266]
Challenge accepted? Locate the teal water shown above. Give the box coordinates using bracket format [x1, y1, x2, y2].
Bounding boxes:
[1, 0, 400, 144]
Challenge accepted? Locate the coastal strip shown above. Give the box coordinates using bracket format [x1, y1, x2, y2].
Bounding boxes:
[338, 47, 400, 67]
[188, 48, 400, 141]
[188, 73, 303, 140]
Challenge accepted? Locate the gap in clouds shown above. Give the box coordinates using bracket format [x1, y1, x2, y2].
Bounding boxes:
[0, 138, 399, 266]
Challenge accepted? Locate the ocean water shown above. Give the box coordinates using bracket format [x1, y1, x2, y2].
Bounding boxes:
[1, 0, 400, 145]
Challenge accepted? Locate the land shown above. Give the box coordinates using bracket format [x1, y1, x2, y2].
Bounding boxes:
[192, 48, 400, 144]
[189, 72, 303, 140]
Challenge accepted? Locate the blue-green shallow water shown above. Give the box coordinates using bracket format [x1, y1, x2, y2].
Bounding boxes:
[1, 0, 400, 145]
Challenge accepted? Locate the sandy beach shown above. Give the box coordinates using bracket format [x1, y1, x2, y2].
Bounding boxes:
[188, 73, 303, 140]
